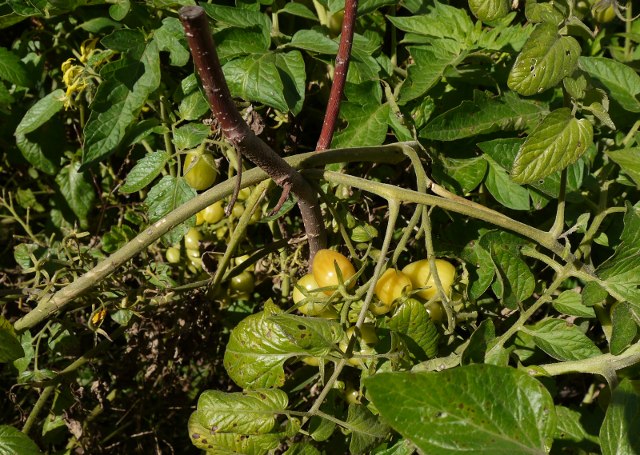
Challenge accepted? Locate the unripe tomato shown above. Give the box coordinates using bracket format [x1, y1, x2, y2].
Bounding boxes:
[186, 248, 200, 259]
[166, 247, 180, 264]
[312, 249, 357, 295]
[369, 300, 393, 316]
[203, 201, 224, 224]
[344, 386, 361, 405]
[183, 150, 217, 191]
[230, 271, 255, 294]
[591, 0, 615, 23]
[301, 356, 325, 366]
[184, 227, 201, 250]
[293, 274, 330, 316]
[328, 9, 344, 36]
[347, 324, 378, 345]
[426, 301, 445, 323]
[231, 203, 245, 218]
[402, 259, 456, 300]
[237, 187, 252, 201]
[196, 210, 205, 226]
[375, 268, 412, 305]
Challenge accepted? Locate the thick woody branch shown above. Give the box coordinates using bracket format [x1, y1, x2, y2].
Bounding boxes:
[315, 0, 358, 151]
[179, 6, 326, 257]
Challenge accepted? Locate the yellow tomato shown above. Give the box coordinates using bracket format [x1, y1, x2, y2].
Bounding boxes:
[312, 249, 357, 295]
[203, 201, 224, 224]
[293, 274, 331, 316]
[183, 150, 217, 191]
[402, 259, 456, 300]
[375, 268, 412, 305]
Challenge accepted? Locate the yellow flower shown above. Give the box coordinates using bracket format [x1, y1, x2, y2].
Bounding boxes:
[80, 38, 99, 63]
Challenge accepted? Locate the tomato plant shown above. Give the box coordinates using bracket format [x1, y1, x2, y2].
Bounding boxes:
[2, 0, 640, 453]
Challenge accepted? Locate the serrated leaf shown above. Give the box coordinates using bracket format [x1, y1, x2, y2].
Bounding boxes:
[188, 389, 287, 438]
[508, 23, 581, 96]
[398, 43, 462, 104]
[145, 175, 196, 245]
[421, 91, 548, 141]
[607, 148, 640, 188]
[527, 318, 601, 361]
[480, 231, 535, 308]
[0, 47, 30, 87]
[366, 365, 556, 454]
[484, 155, 530, 210]
[387, 2, 473, 45]
[172, 123, 209, 150]
[597, 203, 640, 308]
[438, 156, 487, 194]
[0, 425, 42, 455]
[578, 57, 640, 113]
[215, 26, 270, 64]
[552, 290, 595, 318]
[55, 161, 96, 228]
[554, 406, 594, 443]
[600, 379, 640, 455]
[389, 299, 439, 359]
[346, 404, 391, 455]
[153, 17, 190, 67]
[610, 302, 638, 355]
[332, 102, 390, 148]
[223, 309, 342, 389]
[83, 40, 161, 167]
[201, 3, 271, 46]
[469, 0, 510, 23]
[511, 108, 593, 184]
[120, 151, 169, 194]
[288, 29, 338, 55]
[224, 51, 305, 114]
[15, 89, 65, 136]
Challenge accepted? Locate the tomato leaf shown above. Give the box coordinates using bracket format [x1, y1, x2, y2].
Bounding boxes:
[578, 57, 640, 113]
[526, 319, 601, 361]
[15, 89, 64, 136]
[436, 156, 487, 194]
[554, 406, 595, 443]
[461, 319, 495, 365]
[0, 47, 30, 87]
[389, 299, 439, 360]
[600, 379, 640, 455]
[511, 108, 593, 184]
[224, 304, 343, 389]
[508, 23, 580, 96]
[387, 2, 473, 45]
[365, 365, 556, 454]
[153, 17, 190, 67]
[288, 29, 339, 55]
[421, 91, 548, 141]
[0, 425, 42, 455]
[484, 155, 530, 210]
[83, 38, 161, 167]
[172, 123, 210, 150]
[552, 290, 595, 319]
[346, 404, 391, 454]
[120, 151, 169, 194]
[461, 242, 495, 300]
[145, 175, 196, 245]
[607, 148, 640, 188]
[609, 302, 638, 356]
[55, 161, 96, 228]
[0, 317, 24, 363]
[597, 203, 640, 309]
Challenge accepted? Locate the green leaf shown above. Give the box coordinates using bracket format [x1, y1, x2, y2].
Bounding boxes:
[552, 290, 595, 318]
[507, 23, 581, 96]
[469, 0, 510, 23]
[461, 319, 495, 365]
[610, 302, 638, 356]
[173, 123, 210, 150]
[0, 47, 29, 87]
[215, 26, 270, 64]
[224, 51, 306, 114]
[398, 43, 462, 104]
[597, 203, 640, 308]
[600, 379, 640, 455]
[15, 89, 65, 136]
[554, 406, 594, 443]
[526, 318, 601, 361]
[421, 91, 548, 141]
[83, 40, 161, 167]
[284, 442, 322, 455]
[608, 148, 640, 188]
[177, 74, 209, 121]
[188, 389, 287, 439]
[387, 2, 473, 45]
[511, 108, 593, 184]
[15, 122, 64, 175]
[484, 155, 530, 210]
[55, 161, 96, 228]
[201, 3, 271, 46]
[389, 299, 440, 360]
[288, 29, 339, 55]
[120, 151, 169, 194]
[0, 317, 24, 363]
[439, 156, 487, 194]
[145, 175, 197, 245]
[578, 57, 640, 113]
[278, 2, 317, 20]
[365, 365, 556, 454]
[153, 17, 190, 67]
[346, 404, 391, 454]
[524, 0, 566, 24]
[461, 242, 495, 300]
[223, 306, 343, 388]
[332, 102, 390, 148]
[0, 425, 42, 455]
[480, 231, 535, 308]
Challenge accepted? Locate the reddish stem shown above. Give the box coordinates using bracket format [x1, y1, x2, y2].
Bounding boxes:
[179, 6, 326, 259]
[315, 0, 358, 151]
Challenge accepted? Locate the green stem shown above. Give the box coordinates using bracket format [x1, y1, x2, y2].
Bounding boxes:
[22, 385, 54, 435]
[549, 168, 567, 239]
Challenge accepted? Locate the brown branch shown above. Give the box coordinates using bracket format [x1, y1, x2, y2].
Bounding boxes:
[179, 6, 326, 259]
[315, 0, 358, 151]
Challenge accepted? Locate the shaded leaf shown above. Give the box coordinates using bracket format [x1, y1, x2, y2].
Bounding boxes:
[461, 319, 495, 365]
[346, 404, 391, 454]
[0, 47, 30, 86]
[145, 175, 196, 245]
[484, 155, 530, 210]
[600, 379, 640, 455]
[0, 317, 24, 363]
[609, 302, 638, 356]
[579, 57, 640, 113]
[607, 148, 640, 188]
[389, 299, 439, 360]
[55, 161, 96, 228]
[120, 151, 169, 194]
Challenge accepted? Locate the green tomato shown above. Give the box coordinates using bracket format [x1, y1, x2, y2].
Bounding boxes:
[312, 249, 357, 295]
[230, 271, 255, 294]
[183, 150, 217, 191]
[202, 201, 225, 224]
[426, 301, 446, 324]
[402, 259, 456, 300]
[184, 227, 201, 250]
[165, 247, 181, 264]
[591, 2, 615, 23]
